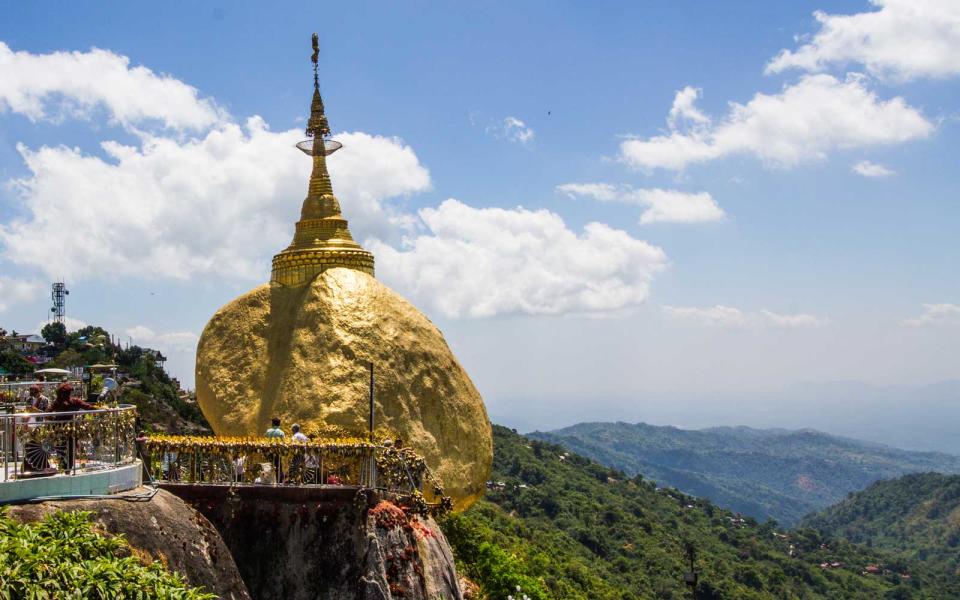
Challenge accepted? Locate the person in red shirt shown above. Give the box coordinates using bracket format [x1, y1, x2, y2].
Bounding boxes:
[49, 383, 96, 415]
[50, 383, 96, 470]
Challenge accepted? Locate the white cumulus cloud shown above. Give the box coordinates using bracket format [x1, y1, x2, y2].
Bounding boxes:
[371, 199, 668, 318]
[619, 74, 933, 171]
[0, 41, 224, 132]
[2, 125, 429, 283]
[766, 0, 960, 82]
[126, 325, 199, 352]
[557, 183, 725, 224]
[668, 86, 710, 129]
[0, 45, 431, 284]
[852, 160, 896, 177]
[0, 42, 670, 321]
[33, 317, 88, 335]
[0, 276, 43, 313]
[663, 305, 751, 328]
[487, 116, 534, 145]
[555, 183, 621, 202]
[759, 310, 826, 328]
[902, 303, 960, 327]
[663, 305, 825, 328]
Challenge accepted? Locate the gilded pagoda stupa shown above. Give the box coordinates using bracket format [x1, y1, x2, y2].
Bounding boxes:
[269, 36, 374, 285]
[195, 35, 492, 510]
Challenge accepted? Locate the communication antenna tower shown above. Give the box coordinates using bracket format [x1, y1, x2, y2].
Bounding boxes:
[50, 281, 69, 324]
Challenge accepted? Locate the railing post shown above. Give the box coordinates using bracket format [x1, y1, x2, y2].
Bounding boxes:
[114, 410, 120, 466]
[71, 421, 76, 476]
[2, 416, 8, 482]
[12, 415, 19, 480]
[370, 449, 377, 490]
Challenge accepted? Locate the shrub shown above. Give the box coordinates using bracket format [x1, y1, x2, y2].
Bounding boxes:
[0, 508, 214, 599]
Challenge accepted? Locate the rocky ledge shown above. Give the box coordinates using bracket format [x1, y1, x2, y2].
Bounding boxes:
[8, 485, 463, 600]
[169, 484, 462, 600]
[7, 487, 251, 599]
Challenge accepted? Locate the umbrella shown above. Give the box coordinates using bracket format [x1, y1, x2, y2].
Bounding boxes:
[34, 368, 72, 375]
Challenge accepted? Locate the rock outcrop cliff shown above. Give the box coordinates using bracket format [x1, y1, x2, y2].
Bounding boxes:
[171, 485, 462, 600]
[9, 485, 464, 600]
[7, 488, 251, 600]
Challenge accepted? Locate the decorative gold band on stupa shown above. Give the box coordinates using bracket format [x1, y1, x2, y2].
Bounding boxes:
[271, 34, 374, 287]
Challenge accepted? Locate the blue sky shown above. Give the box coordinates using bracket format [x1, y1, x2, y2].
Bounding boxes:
[1, 1, 958, 435]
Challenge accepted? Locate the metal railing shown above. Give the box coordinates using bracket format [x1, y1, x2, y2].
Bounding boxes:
[143, 441, 382, 488]
[142, 438, 426, 494]
[1, 404, 137, 482]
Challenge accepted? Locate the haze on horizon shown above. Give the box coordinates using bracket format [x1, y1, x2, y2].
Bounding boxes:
[0, 1, 957, 447]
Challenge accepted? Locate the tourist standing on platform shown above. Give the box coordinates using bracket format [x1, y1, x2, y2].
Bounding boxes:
[27, 385, 49, 412]
[289, 423, 307, 483]
[265, 417, 285, 439]
[305, 433, 320, 483]
[265, 417, 285, 482]
[50, 383, 95, 470]
[291, 423, 307, 442]
[22, 386, 52, 471]
[50, 383, 95, 415]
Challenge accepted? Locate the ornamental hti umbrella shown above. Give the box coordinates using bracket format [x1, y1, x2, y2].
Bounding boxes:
[34, 368, 72, 375]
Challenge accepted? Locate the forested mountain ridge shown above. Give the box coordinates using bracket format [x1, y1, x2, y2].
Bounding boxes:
[441, 425, 945, 599]
[802, 473, 960, 580]
[529, 421, 960, 526]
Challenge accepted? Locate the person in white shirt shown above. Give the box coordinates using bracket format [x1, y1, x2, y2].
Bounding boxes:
[291, 423, 308, 442]
[290, 423, 308, 482]
[28, 385, 49, 412]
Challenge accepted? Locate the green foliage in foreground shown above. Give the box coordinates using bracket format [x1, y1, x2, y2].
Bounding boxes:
[0, 508, 214, 600]
[803, 472, 960, 587]
[443, 425, 942, 600]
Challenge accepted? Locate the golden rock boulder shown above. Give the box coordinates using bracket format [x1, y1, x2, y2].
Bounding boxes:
[195, 268, 493, 510]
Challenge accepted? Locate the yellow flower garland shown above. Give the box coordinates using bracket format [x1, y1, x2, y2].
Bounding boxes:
[141, 433, 451, 514]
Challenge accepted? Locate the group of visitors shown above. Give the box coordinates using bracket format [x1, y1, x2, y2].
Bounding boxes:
[22, 383, 97, 472]
[260, 417, 340, 485]
[26, 383, 96, 415]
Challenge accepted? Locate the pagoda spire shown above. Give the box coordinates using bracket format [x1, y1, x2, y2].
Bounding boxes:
[270, 34, 374, 287]
[301, 33, 338, 219]
[303, 33, 335, 207]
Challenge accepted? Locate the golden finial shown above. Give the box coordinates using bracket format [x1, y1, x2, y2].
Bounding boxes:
[270, 33, 374, 286]
[305, 33, 330, 139]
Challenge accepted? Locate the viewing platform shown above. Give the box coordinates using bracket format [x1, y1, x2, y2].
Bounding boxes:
[142, 434, 451, 515]
[0, 404, 141, 504]
[1, 397, 451, 515]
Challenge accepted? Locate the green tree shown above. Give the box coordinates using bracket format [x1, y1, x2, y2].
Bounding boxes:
[47, 348, 85, 370]
[0, 349, 34, 377]
[41, 321, 68, 348]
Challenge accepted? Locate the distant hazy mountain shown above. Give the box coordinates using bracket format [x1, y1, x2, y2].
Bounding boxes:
[498, 379, 960, 454]
[803, 473, 960, 581]
[528, 422, 960, 526]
